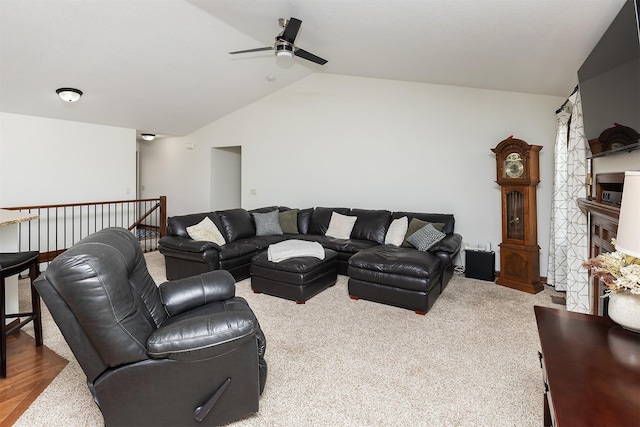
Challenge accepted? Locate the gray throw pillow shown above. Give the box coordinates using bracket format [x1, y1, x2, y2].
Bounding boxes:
[402, 218, 445, 247]
[279, 209, 299, 234]
[406, 223, 446, 251]
[252, 210, 283, 236]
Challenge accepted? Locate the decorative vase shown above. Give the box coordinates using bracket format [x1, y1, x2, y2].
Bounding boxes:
[608, 291, 640, 333]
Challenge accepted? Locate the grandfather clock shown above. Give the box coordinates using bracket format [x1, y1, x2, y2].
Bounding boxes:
[491, 137, 543, 294]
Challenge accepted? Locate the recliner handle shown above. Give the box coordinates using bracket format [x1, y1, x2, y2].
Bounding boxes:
[193, 377, 231, 422]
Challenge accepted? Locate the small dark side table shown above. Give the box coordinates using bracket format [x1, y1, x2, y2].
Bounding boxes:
[534, 306, 640, 427]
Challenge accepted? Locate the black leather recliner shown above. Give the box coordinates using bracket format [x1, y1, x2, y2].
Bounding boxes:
[34, 227, 267, 427]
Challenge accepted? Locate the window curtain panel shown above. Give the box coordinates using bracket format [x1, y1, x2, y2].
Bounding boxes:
[547, 90, 590, 313]
[548, 106, 571, 291]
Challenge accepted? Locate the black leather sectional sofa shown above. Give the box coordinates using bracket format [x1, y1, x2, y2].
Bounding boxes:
[159, 206, 462, 314]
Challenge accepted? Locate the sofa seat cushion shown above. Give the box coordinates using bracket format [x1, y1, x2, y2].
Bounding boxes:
[298, 235, 379, 254]
[348, 245, 441, 283]
[218, 241, 261, 261]
[241, 235, 288, 251]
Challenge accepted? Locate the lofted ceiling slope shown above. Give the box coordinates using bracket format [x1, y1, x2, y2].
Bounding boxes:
[0, 0, 627, 137]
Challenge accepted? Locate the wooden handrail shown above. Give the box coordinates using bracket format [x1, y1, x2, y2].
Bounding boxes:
[6, 197, 165, 211]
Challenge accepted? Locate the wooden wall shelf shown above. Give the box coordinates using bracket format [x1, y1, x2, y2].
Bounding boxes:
[576, 198, 619, 223]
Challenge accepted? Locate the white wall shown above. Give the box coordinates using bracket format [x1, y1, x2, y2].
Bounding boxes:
[141, 74, 564, 275]
[0, 112, 136, 206]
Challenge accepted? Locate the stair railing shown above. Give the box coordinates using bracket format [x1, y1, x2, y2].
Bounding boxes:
[3, 196, 166, 263]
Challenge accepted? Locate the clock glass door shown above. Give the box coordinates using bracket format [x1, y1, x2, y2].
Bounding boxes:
[506, 190, 524, 240]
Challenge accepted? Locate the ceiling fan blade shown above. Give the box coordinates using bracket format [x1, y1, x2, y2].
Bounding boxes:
[229, 47, 273, 55]
[281, 18, 302, 44]
[294, 48, 328, 65]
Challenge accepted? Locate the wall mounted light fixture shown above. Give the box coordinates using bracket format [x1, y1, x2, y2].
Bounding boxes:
[141, 134, 156, 141]
[56, 88, 83, 102]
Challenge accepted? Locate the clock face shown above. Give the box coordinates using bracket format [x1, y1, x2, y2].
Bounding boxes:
[504, 153, 524, 178]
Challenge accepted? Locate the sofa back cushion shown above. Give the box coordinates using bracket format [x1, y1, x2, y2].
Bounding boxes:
[217, 208, 256, 242]
[308, 207, 350, 235]
[249, 206, 289, 214]
[350, 209, 392, 244]
[297, 208, 314, 234]
[392, 212, 455, 235]
[167, 212, 226, 240]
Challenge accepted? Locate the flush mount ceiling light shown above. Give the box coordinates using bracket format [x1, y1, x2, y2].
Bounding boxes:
[56, 88, 83, 102]
[141, 133, 156, 141]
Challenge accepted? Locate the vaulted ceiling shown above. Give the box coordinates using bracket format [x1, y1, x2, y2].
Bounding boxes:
[0, 0, 627, 138]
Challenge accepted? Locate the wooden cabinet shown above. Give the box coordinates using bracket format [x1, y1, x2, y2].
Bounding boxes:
[577, 172, 623, 315]
[535, 306, 640, 427]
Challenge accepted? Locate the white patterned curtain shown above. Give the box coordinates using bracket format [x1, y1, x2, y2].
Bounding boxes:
[548, 107, 571, 291]
[547, 90, 591, 313]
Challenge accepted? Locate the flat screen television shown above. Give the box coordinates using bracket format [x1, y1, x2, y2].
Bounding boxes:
[578, 0, 640, 155]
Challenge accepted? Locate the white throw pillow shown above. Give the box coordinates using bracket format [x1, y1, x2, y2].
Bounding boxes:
[385, 216, 408, 246]
[186, 217, 226, 245]
[325, 212, 358, 239]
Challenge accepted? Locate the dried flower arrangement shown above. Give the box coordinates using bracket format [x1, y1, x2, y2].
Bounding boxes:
[582, 240, 640, 296]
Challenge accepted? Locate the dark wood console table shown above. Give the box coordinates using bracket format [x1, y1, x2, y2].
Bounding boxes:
[535, 306, 640, 426]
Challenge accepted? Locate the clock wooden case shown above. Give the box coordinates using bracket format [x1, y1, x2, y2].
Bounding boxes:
[491, 137, 543, 294]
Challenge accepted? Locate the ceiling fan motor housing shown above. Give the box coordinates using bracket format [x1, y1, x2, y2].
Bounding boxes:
[275, 40, 294, 57]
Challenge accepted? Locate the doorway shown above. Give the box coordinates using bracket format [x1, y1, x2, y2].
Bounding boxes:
[211, 146, 241, 210]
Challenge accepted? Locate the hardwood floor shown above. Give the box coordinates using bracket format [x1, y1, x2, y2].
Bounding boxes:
[0, 330, 67, 426]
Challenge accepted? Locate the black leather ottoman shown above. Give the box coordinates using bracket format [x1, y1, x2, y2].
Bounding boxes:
[347, 246, 442, 314]
[250, 249, 338, 304]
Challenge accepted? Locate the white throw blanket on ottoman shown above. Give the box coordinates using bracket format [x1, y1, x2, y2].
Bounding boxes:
[267, 240, 325, 263]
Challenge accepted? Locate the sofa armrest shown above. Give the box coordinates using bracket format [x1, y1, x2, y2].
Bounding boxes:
[429, 233, 463, 254]
[147, 309, 257, 361]
[159, 270, 236, 316]
[159, 235, 221, 253]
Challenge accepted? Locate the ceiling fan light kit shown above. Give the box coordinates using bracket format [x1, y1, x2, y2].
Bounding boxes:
[230, 17, 327, 65]
[56, 87, 83, 102]
[275, 42, 294, 59]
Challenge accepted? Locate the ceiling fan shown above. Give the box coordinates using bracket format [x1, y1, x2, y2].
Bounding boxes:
[229, 17, 328, 65]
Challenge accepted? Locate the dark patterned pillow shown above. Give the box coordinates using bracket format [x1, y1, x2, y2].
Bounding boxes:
[406, 223, 446, 251]
[252, 210, 283, 236]
[402, 218, 445, 247]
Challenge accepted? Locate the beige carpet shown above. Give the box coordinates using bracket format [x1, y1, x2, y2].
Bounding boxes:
[16, 251, 563, 426]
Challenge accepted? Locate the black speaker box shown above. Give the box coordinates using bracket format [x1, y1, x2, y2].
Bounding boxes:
[465, 250, 495, 281]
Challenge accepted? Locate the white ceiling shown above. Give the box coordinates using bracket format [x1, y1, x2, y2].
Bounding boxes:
[0, 0, 627, 138]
